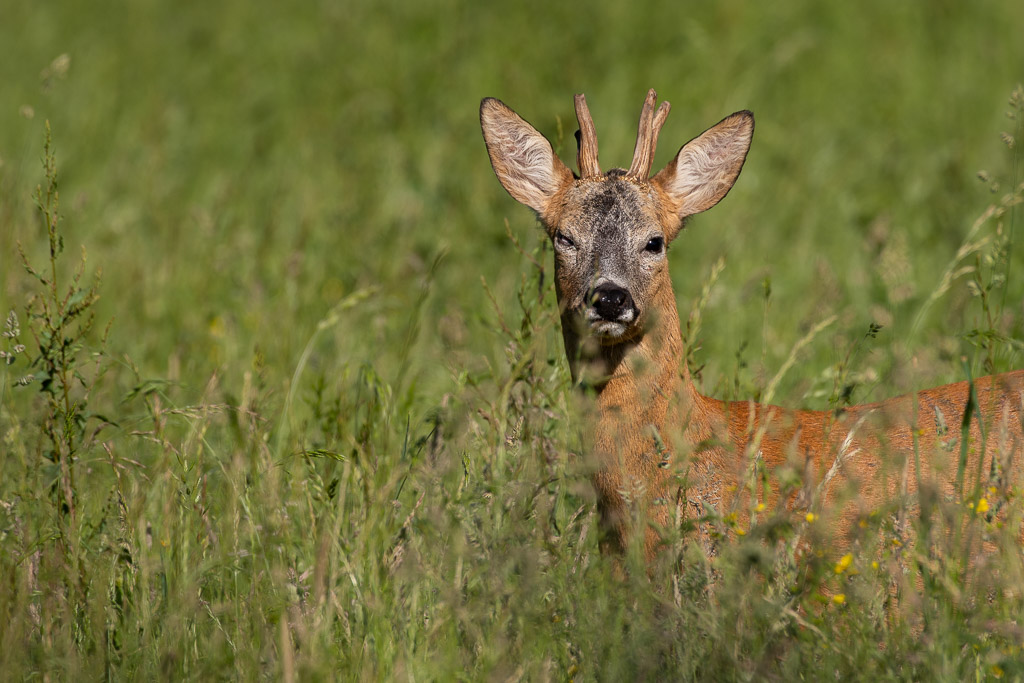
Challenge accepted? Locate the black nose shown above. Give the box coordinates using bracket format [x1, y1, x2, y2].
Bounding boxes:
[591, 284, 633, 321]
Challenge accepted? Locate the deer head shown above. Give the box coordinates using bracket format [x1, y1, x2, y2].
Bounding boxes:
[480, 89, 754, 383]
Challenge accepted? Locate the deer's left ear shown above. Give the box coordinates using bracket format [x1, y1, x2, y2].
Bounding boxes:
[480, 98, 574, 218]
[653, 111, 753, 229]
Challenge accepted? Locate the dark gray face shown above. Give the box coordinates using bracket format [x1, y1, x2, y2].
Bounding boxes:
[480, 95, 754, 348]
[550, 172, 670, 341]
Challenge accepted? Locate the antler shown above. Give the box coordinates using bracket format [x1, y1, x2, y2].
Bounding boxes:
[626, 89, 671, 181]
[574, 94, 601, 178]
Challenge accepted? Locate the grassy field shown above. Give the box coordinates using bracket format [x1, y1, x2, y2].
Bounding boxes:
[2, 0, 1024, 678]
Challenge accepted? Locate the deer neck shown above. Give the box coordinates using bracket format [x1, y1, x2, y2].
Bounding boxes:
[562, 283, 711, 453]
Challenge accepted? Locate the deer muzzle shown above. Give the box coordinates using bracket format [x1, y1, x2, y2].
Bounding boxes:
[586, 282, 638, 338]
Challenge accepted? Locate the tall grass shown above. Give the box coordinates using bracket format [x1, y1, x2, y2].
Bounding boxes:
[2, 0, 1024, 677]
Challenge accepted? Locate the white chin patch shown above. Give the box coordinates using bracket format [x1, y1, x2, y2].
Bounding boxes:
[585, 308, 636, 339]
[590, 320, 628, 338]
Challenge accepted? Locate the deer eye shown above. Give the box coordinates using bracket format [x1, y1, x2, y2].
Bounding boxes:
[555, 231, 576, 249]
[644, 236, 664, 253]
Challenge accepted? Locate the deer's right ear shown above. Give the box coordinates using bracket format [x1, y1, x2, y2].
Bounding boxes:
[480, 98, 574, 217]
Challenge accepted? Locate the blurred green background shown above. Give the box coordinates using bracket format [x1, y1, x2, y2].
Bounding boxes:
[3, 0, 1022, 403]
[2, 0, 1024, 677]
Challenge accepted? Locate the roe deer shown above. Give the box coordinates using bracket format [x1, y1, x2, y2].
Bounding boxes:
[480, 89, 1024, 563]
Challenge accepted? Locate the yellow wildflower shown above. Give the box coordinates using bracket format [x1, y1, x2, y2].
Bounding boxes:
[805, 512, 816, 523]
[834, 553, 853, 574]
[976, 497, 990, 514]
[832, 594, 846, 605]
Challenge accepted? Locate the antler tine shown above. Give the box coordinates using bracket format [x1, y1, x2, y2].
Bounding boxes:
[574, 93, 601, 178]
[627, 89, 670, 180]
[650, 100, 671, 164]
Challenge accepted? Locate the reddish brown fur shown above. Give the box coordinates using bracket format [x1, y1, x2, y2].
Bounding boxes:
[481, 90, 1024, 564]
